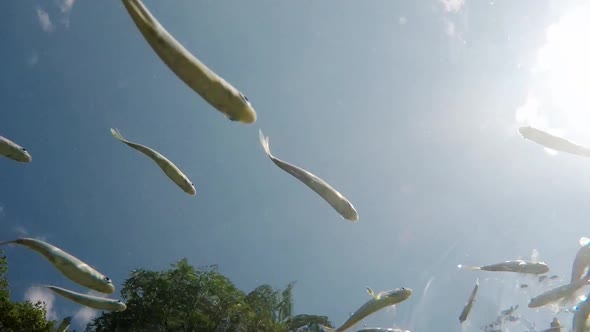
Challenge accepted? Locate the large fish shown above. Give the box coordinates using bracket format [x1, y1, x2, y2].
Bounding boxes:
[46, 285, 127, 312]
[0, 135, 31, 163]
[528, 278, 590, 308]
[572, 237, 590, 283]
[120, 0, 256, 124]
[519, 126, 590, 157]
[0, 238, 114, 294]
[258, 129, 358, 221]
[459, 278, 479, 323]
[110, 128, 196, 195]
[320, 288, 412, 332]
[458, 260, 549, 274]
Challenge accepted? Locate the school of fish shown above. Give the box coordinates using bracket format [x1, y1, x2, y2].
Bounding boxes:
[3, 1, 590, 331]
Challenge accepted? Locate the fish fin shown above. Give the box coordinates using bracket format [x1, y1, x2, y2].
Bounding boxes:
[458, 264, 481, 271]
[258, 129, 272, 158]
[365, 286, 375, 298]
[580, 237, 590, 247]
[110, 128, 127, 143]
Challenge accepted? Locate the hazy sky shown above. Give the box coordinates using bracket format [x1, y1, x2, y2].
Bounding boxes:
[3, 0, 590, 330]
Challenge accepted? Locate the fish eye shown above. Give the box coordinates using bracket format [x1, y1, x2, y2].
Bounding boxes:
[21, 148, 27, 151]
[240, 93, 250, 104]
[105, 277, 111, 282]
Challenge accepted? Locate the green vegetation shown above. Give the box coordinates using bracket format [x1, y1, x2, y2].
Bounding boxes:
[85, 258, 333, 332]
[0, 249, 56, 332]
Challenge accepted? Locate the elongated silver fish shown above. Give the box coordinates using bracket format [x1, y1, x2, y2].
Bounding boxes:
[528, 278, 590, 308]
[320, 288, 412, 332]
[573, 293, 590, 332]
[120, 0, 256, 124]
[110, 128, 196, 195]
[258, 129, 358, 221]
[519, 126, 590, 157]
[46, 285, 126, 312]
[0, 238, 114, 294]
[572, 237, 590, 283]
[459, 278, 479, 323]
[55, 316, 72, 332]
[458, 260, 549, 274]
[0, 135, 31, 163]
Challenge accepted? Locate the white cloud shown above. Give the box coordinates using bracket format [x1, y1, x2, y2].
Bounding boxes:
[73, 306, 98, 326]
[36, 7, 55, 33]
[440, 0, 465, 12]
[24, 286, 57, 320]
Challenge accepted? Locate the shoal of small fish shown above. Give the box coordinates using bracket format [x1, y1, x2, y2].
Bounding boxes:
[3, 0, 590, 331]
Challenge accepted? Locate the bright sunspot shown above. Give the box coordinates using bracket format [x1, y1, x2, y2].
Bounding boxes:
[516, 5, 590, 146]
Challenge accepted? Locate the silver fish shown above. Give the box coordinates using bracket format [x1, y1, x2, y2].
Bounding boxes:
[259, 129, 358, 221]
[55, 316, 72, 332]
[110, 128, 196, 195]
[120, 0, 256, 124]
[46, 285, 126, 312]
[0, 238, 114, 294]
[572, 237, 590, 283]
[320, 288, 412, 332]
[459, 278, 479, 323]
[528, 278, 590, 308]
[519, 126, 590, 157]
[0, 135, 31, 163]
[458, 260, 549, 274]
[572, 293, 590, 332]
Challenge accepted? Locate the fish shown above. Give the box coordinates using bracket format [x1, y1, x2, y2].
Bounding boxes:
[0, 238, 114, 294]
[518, 126, 590, 157]
[501, 305, 519, 316]
[572, 293, 590, 332]
[0, 136, 31, 162]
[520, 284, 529, 288]
[572, 237, 590, 283]
[110, 128, 196, 195]
[458, 260, 549, 274]
[459, 278, 479, 323]
[539, 275, 548, 282]
[258, 129, 358, 221]
[120, 0, 256, 124]
[528, 278, 590, 308]
[55, 316, 72, 332]
[319, 287, 412, 332]
[45, 285, 127, 312]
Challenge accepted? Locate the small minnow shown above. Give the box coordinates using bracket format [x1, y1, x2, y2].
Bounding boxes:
[539, 275, 548, 282]
[55, 316, 72, 332]
[519, 126, 590, 157]
[45, 285, 126, 312]
[259, 129, 358, 221]
[528, 278, 590, 308]
[320, 288, 412, 332]
[0, 238, 114, 294]
[501, 305, 519, 316]
[458, 260, 549, 274]
[0, 136, 31, 162]
[110, 128, 195, 195]
[572, 237, 590, 283]
[520, 284, 529, 288]
[459, 278, 479, 323]
[120, 0, 256, 124]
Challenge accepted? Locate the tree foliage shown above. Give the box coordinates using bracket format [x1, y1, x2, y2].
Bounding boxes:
[86, 258, 331, 332]
[0, 249, 55, 332]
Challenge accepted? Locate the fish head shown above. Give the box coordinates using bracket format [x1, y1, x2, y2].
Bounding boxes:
[180, 177, 196, 196]
[3, 142, 32, 163]
[380, 287, 413, 305]
[114, 300, 127, 312]
[96, 275, 116, 294]
[225, 91, 256, 124]
[340, 200, 359, 222]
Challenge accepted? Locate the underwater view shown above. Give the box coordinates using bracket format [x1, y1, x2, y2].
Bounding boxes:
[3, 0, 590, 331]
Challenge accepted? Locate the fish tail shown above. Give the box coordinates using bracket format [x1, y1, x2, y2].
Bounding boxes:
[258, 129, 272, 157]
[110, 128, 126, 142]
[0, 239, 16, 246]
[458, 264, 481, 271]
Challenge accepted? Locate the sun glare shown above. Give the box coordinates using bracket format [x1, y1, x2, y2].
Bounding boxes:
[518, 5, 590, 142]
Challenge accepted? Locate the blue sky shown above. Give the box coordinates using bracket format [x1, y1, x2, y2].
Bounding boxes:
[3, 0, 590, 330]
